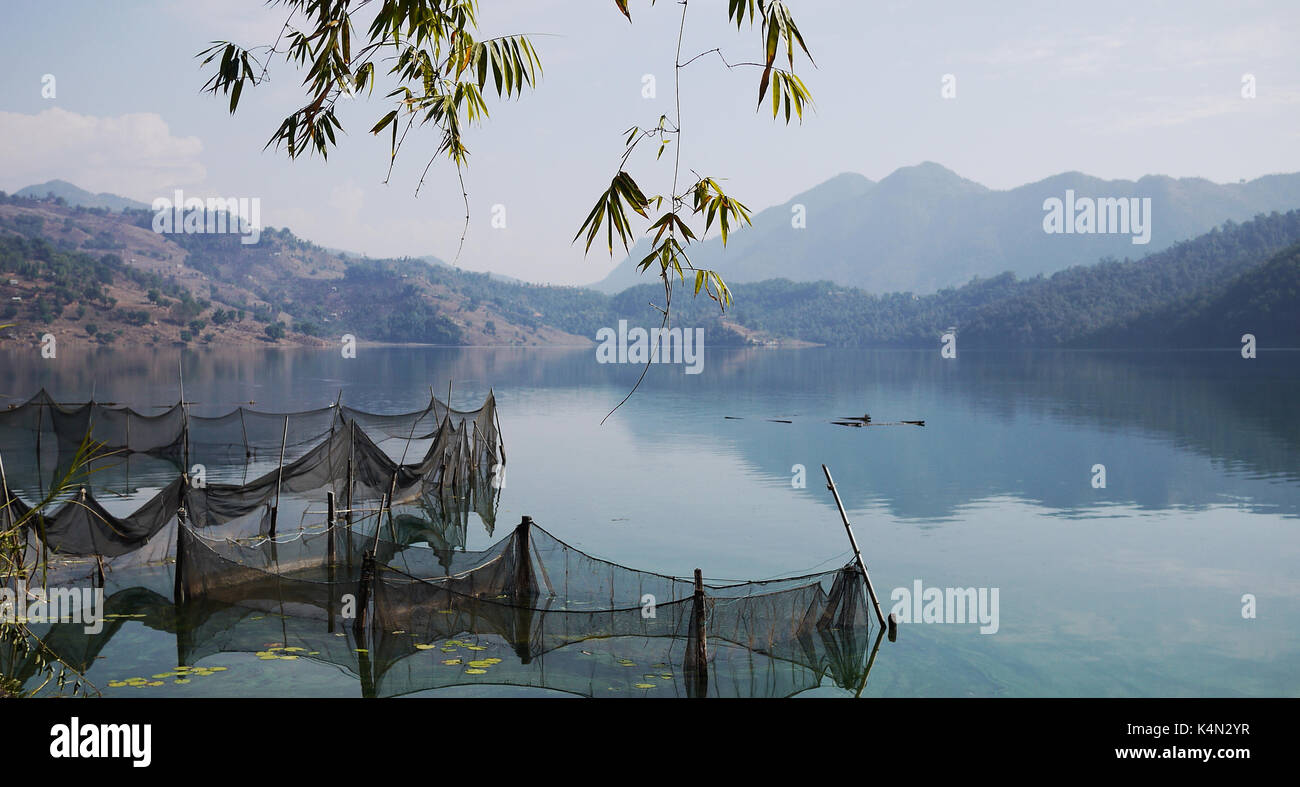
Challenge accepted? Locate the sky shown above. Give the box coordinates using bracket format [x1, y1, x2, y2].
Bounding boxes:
[2, 0, 1299, 285]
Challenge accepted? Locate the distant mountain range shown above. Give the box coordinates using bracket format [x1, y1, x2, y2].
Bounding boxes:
[0, 192, 589, 348]
[590, 163, 1300, 295]
[4, 179, 1298, 349]
[608, 209, 1300, 348]
[12, 179, 151, 212]
[9, 180, 528, 286]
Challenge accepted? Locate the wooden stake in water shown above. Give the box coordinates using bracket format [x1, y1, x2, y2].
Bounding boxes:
[691, 568, 709, 698]
[821, 464, 889, 630]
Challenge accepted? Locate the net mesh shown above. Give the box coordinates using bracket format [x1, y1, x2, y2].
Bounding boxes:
[0, 389, 503, 563]
[173, 517, 876, 697]
[3, 389, 877, 697]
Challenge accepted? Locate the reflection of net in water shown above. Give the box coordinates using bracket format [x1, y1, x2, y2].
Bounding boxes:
[174, 517, 879, 698]
[0, 389, 503, 566]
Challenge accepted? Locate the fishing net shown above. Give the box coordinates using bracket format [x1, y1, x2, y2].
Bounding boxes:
[0, 390, 503, 563]
[0, 389, 501, 464]
[171, 517, 877, 697]
[3, 389, 878, 698]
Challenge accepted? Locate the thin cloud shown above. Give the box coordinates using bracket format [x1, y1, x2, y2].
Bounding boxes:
[0, 108, 205, 197]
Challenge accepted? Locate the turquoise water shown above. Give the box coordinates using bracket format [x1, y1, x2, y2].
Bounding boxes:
[4, 346, 1298, 696]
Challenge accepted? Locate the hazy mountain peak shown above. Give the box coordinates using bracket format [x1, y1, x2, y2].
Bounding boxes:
[13, 180, 149, 212]
[878, 161, 988, 193]
[590, 165, 1300, 294]
[786, 171, 874, 204]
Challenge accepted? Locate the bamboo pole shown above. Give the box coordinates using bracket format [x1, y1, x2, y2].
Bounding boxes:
[0, 451, 11, 533]
[238, 407, 250, 459]
[0, 450, 19, 574]
[855, 626, 886, 698]
[346, 420, 355, 570]
[821, 464, 889, 631]
[385, 473, 398, 542]
[352, 549, 375, 641]
[270, 414, 288, 537]
[326, 491, 337, 569]
[493, 392, 506, 467]
[178, 358, 189, 471]
[326, 490, 337, 633]
[34, 405, 45, 571]
[371, 494, 388, 553]
[35, 403, 42, 499]
[173, 507, 189, 604]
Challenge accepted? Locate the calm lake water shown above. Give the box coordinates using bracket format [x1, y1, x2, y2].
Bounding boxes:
[4, 345, 1299, 697]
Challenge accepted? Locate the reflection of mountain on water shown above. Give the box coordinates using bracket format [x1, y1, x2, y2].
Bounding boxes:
[612, 349, 1300, 521]
[6, 346, 1296, 521]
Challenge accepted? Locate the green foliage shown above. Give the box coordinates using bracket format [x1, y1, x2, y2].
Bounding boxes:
[576, 0, 812, 339]
[167, 295, 204, 325]
[80, 230, 124, 251]
[10, 214, 44, 238]
[198, 0, 541, 175]
[1, 432, 106, 697]
[1080, 238, 1300, 348]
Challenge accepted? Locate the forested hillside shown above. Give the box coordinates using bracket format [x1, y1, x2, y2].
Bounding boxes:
[3, 188, 1297, 350]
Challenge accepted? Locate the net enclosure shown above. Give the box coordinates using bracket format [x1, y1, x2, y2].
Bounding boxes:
[3, 389, 883, 697]
[173, 515, 881, 697]
[0, 388, 504, 565]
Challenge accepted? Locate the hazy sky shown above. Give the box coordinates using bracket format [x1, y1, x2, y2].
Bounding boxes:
[2, 0, 1299, 285]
